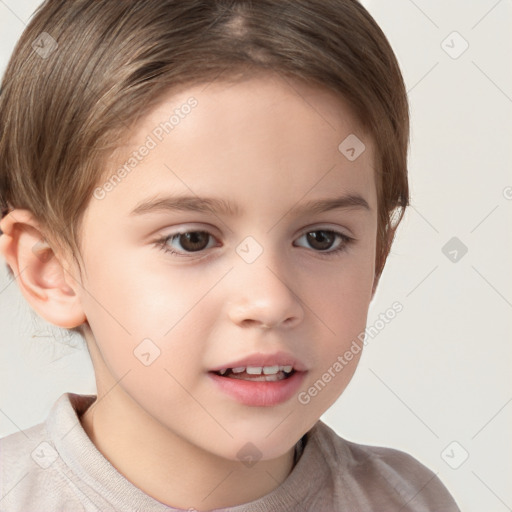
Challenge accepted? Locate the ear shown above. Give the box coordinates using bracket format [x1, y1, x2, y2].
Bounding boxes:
[0, 209, 86, 329]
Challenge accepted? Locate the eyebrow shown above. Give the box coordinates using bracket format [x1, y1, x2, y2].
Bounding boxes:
[130, 193, 371, 217]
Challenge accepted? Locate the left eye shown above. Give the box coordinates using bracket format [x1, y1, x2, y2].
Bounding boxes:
[154, 229, 353, 258]
[296, 230, 347, 253]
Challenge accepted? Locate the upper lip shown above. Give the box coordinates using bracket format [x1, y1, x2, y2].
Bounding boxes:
[209, 351, 308, 373]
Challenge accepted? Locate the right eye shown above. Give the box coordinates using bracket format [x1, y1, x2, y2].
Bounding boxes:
[154, 230, 217, 257]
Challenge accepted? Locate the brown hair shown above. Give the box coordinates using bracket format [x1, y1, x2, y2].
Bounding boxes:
[0, 0, 409, 333]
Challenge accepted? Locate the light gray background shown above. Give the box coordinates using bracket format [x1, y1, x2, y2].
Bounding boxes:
[1, 1, 511, 511]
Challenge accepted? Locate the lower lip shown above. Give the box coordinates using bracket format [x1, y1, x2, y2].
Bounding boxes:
[208, 371, 307, 407]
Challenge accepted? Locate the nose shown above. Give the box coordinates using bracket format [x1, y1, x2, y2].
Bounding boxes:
[227, 249, 305, 330]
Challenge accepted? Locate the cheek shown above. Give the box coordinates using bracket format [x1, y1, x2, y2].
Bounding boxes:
[80, 250, 194, 333]
[302, 248, 375, 401]
[78, 256, 211, 371]
[311, 250, 375, 332]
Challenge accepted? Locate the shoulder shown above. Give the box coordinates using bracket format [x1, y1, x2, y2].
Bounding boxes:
[0, 394, 100, 512]
[0, 420, 49, 466]
[0, 420, 60, 510]
[307, 421, 461, 511]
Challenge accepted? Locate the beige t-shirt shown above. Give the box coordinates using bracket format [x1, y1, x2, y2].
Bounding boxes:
[0, 393, 460, 511]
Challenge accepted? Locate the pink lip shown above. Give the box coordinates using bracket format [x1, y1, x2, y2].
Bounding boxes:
[208, 350, 308, 372]
[208, 370, 307, 407]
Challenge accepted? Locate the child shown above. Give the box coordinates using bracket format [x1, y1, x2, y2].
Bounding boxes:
[0, 0, 461, 510]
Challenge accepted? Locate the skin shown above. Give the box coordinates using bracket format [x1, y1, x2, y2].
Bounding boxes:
[0, 72, 380, 510]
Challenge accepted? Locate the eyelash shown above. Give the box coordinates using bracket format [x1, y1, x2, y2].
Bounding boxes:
[153, 228, 354, 260]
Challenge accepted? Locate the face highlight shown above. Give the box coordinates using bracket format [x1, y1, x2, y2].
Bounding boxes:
[72, 73, 378, 465]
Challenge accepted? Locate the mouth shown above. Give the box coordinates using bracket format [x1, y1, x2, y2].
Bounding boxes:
[207, 351, 307, 406]
[208, 366, 306, 407]
[210, 365, 296, 382]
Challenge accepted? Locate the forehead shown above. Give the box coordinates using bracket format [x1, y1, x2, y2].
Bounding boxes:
[91, 73, 377, 222]
[112, 71, 371, 159]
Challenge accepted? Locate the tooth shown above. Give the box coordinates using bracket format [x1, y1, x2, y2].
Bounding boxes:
[282, 365, 293, 373]
[219, 369, 227, 375]
[242, 374, 282, 382]
[246, 366, 263, 374]
[232, 367, 245, 373]
[262, 365, 279, 375]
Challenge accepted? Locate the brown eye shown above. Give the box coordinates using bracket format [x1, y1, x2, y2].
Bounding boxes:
[294, 229, 353, 258]
[305, 230, 336, 251]
[158, 230, 216, 256]
[177, 231, 211, 252]
[156, 227, 353, 259]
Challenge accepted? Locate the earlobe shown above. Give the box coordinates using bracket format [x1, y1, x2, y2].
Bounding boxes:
[0, 209, 86, 329]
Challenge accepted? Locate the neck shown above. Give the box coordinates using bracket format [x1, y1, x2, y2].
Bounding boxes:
[79, 389, 297, 510]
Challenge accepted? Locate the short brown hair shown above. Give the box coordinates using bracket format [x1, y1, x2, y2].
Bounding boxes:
[0, 0, 409, 308]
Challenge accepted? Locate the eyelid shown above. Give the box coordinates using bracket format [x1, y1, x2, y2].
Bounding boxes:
[155, 224, 220, 256]
[159, 222, 353, 237]
[298, 222, 355, 239]
[158, 223, 219, 237]
[155, 223, 355, 259]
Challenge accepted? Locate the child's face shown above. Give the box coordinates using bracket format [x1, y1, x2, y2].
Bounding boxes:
[72, 73, 378, 461]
